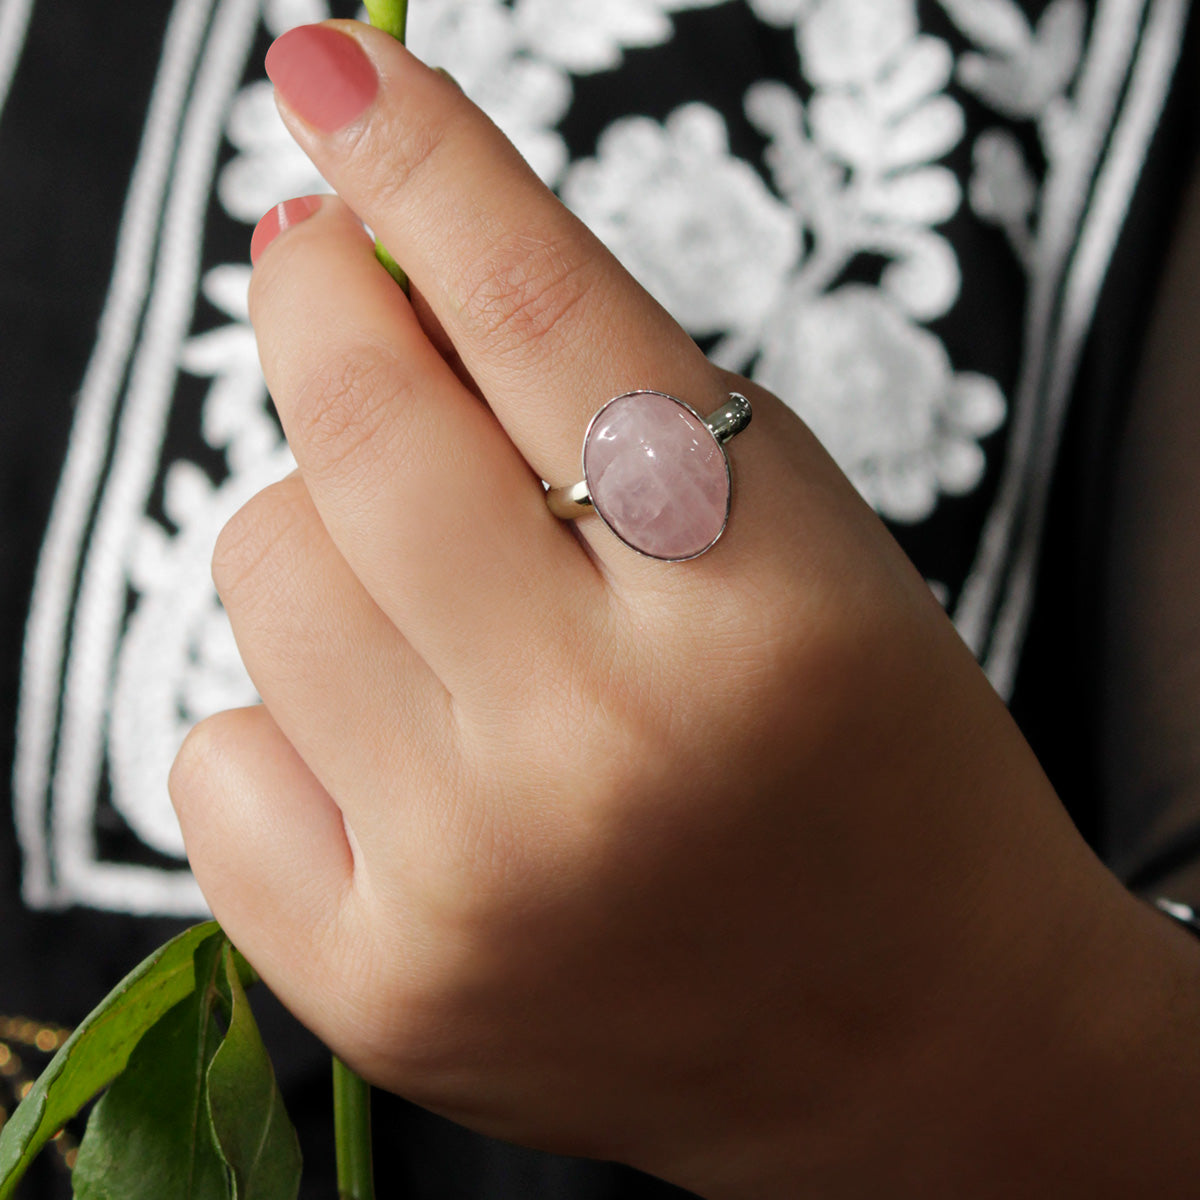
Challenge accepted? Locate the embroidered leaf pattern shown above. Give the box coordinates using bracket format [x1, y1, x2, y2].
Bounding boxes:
[938, 0, 1031, 54]
[1032, 0, 1086, 95]
[871, 36, 954, 118]
[955, 0, 1085, 118]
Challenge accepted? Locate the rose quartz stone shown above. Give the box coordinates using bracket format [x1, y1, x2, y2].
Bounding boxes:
[584, 392, 729, 560]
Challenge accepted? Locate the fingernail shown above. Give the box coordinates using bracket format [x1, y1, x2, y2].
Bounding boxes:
[265, 24, 379, 133]
[251, 195, 323, 265]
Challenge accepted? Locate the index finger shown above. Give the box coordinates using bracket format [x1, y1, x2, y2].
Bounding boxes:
[264, 21, 729, 563]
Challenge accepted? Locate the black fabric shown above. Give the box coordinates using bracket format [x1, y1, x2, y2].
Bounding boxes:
[0, 1, 1195, 1196]
[1009, 0, 1200, 847]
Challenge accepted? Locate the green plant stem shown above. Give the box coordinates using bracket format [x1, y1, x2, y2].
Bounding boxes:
[327, 8, 405, 1195]
[332, 1058, 375, 1200]
[363, 0, 408, 41]
[362, 1, 410, 290]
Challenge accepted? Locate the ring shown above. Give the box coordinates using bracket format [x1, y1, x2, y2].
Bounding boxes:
[546, 390, 752, 561]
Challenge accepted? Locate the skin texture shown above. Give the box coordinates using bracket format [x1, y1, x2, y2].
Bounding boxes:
[169, 22, 1200, 1198]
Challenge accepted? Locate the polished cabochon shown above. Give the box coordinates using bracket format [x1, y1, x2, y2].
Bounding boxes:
[582, 390, 732, 561]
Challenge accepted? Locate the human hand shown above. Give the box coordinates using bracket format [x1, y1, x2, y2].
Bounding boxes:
[169, 21, 1168, 1198]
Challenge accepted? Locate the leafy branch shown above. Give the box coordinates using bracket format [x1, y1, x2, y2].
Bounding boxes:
[0, 925, 300, 1200]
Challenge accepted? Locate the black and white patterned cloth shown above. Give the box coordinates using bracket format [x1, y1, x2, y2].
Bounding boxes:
[0, 1, 1195, 1195]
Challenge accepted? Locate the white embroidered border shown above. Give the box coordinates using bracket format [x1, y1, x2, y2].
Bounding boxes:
[984, 0, 1191, 694]
[14, 0, 262, 915]
[15, 0, 214, 909]
[0, 0, 34, 121]
[952, 0, 1165, 691]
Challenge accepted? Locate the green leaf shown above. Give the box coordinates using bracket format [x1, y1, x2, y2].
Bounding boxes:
[0, 922, 223, 1200]
[71, 936, 231, 1200]
[206, 944, 301, 1200]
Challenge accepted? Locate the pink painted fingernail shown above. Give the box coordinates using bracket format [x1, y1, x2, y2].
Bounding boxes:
[265, 24, 379, 133]
[251, 195, 323, 265]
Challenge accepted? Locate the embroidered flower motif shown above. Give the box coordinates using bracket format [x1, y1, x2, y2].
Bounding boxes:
[406, 0, 571, 183]
[756, 286, 1005, 522]
[745, 21, 965, 326]
[563, 104, 801, 336]
[970, 129, 1036, 223]
[798, 0, 919, 87]
[512, 0, 726, 73]
[554, 1, 1000, 530]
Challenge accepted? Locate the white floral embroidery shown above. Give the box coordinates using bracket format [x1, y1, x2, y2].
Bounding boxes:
[109, 265, 292, 858]
[749, 17, 967, 322]
[950, 0, 1086, 271]
[567, 0, 989, 523]
[264, 0, 327, 35]
[512, 0, 725, 73]
[746, 0, 815, 26]
[739, 0, 986, 521]
[798, 0, 919, 87]
[405, 0, 572, 183]
[562, 104, 800, 336]
[968, 127, 1037, 266]
[943, 0, 1085, 119]
[938, 0, 1032, 53]
[219, 80, 330, 223]
[756, 286, 1004, 522]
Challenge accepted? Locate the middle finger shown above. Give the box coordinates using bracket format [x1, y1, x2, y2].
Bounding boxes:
[263, 22, 731, 567]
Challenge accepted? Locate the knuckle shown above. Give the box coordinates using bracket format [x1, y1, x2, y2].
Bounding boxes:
[167, 720, 208, 807]
[211, 476, 309, 604]
[457, 229, 593, 362]
[168, 708, 243, 810]
[288, 340, 409, 492]
[355, 106, 452, 220]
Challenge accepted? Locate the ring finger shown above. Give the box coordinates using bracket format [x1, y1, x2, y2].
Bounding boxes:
[212, 469, 452, 843]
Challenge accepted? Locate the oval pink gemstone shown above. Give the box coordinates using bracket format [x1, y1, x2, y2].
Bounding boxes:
[584, 392, 730, 560]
